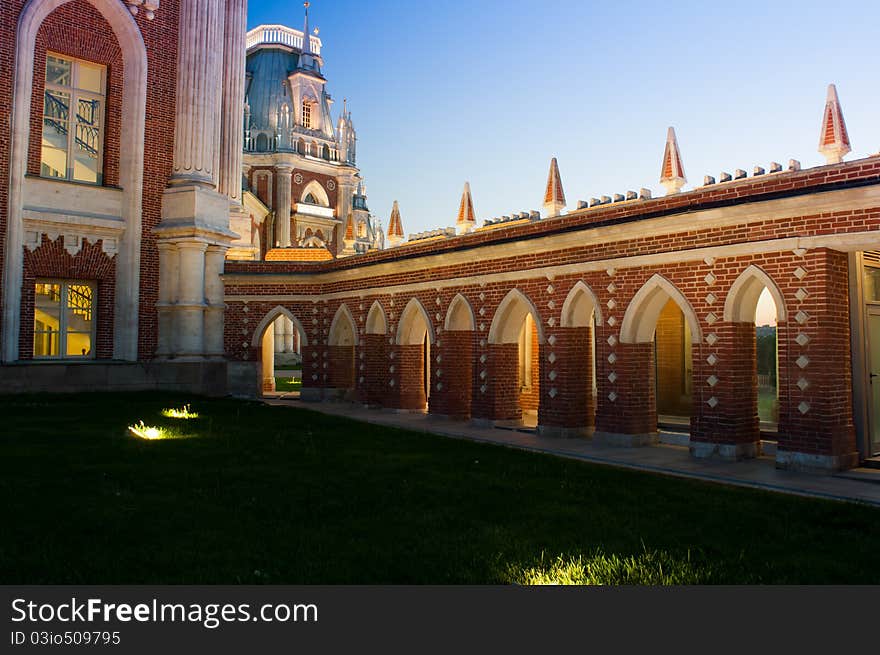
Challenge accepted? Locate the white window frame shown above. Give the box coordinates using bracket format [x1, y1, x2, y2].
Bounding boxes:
[40, 52, 107, 185]
[33, 278, 98, 360]
[301, 100, 312, 129]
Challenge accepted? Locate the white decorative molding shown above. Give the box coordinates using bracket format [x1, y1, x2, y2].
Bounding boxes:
[125, 0, 160, 20]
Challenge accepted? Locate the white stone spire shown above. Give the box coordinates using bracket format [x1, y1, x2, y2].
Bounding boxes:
[660, 127, 686, 195]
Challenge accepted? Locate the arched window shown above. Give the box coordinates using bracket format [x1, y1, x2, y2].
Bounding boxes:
[304, 193, 318, 205]
[297, 138, 305, 154]
[255, 133, 268, 152]
[322, 144, 330, 160]
[301, 100, 312, 129]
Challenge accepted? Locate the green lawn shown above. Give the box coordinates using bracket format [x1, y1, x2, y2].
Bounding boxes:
[1, 392, 879, 585]
[274, 377, 302, 392]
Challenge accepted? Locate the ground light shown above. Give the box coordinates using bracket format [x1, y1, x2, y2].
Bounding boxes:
[161, 404, 199, 419]
[128, 421, 168, 440]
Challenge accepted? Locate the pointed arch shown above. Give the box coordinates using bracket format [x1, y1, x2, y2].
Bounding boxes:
[365, 301, 387, 335]
[4, 0, 148, 362]
[444, 294, 476, 331]
[251, 306, 308, 348]
[723, 265, 788, 323]
[560, 281, 604, 328]
[328, 304, 359, 346]
[300, 180, 329, 207]
[619, 274, 702, 344]
[396, 298, 435, 345]
[488, 289, 546, 344]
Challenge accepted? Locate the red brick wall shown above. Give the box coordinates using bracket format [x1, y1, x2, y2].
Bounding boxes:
[429, 330, 473, 419]
[597, 342, 657, 435]
[358, 334, 387, 405]
[393, 343, 426, 410]
[327, 345, 354, 389]
[487, 343, 521, 421]
[20, 235, 115, 359]
[538, 326, 594, 429]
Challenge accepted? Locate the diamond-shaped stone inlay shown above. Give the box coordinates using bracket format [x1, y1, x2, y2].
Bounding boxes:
[707, 353, 718, 366]
[389, 365, 395, 373]
[359, 376, 365, 384]
[707, 397, 719, 408]
[795, 288, 809, 302]
[548, 335, 557, 346]
[437, 383, 443, 392]
[436, 369, 443, 378]
[312, 307, 318, 315]
[359, 364, 365, 372]
[479, 370, 487, 380]
[549, 388, 558, 399]
[389, 351, 395, 359]
[795, 310, 809, 325]
[546, 285, 555, 295]
[436, 355, 442, 363]
[607, 283, 617, 294]
[389, 298, 395, 307]
[389, 379, 395, 387]
[359, 315, 364, 323]
[480, 384, 487, 394]
[479, 292, 485, 302]
[548, 370, 557, 381]
[705, 293, 717, 305]
[793, 266, 808, 280]
[479, 323, 486, 331]
[706, 333, 718, 346]
[707, 375, 719, 387]
[548, 352, 557, 364]
[312, 318, 318, 325]
[795, 333, 810, 347]
[359, 304, 364, 311]
[480, 354, 487, 364]
[313, 374, 319, 382]
[548, 317, 557, 327]
[242, 305, 250, 313]
[607, 335, 617, 347]
[312, 351, 318, 358]
[241, 341, 248, 348]
[793, 247, 808, 257]
[479, 306, 486, 316]
[704, 256, 716, 267]
[706, 312, 718, 324]
[480, 339, 486, 347]
[547, 300, 556, 310]
[606, 268, 616, 277]
[389, 312, 395, 320]
[608, 353, 617, 364]
[798, 401, 811, 415]
[796, 355, 810, 369]
[607, 316, 617, 327]
[435, 313, 442, 322]
[797, 377, 809, 391]
[608, 391, 618, 402]
[704, 272, 717, 286]
[608, 372, 618, 383]
[607, 298, 617, 311]
[435, 297, 442, 306]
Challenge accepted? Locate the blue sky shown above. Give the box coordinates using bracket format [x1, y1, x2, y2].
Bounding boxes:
[249, 0, 879, 241]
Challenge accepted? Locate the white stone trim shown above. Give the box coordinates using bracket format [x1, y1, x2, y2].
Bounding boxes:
[250, 306, 309, 349]
[2, 0, 146, 362]
[723, 264, 789, 323]
[488, 288, 546, 345]
[444, 293, 476, 331]
[395, 298, 435, 346]
[560, 280, 604, 328]
[365, 300, 387, 335]
[619, 273, 703, 344]
[328, 303, 358, 346]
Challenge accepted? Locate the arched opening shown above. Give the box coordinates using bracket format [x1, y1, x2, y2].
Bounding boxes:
[435, 294, 476, 419]
[724, 265, 787, 433]
[322, 144, 330, 160]
[327, 304, 358, 398]
[300, 180, 329, 207]
[252, 307, 307, 397]
[488, 289, 545, 424]
[297, 138, 305, 155]
[361, 301, 388, 406]
[255, 132, 268, 152]
[395, 298, 435, 411]
[618, 275, 701, 437]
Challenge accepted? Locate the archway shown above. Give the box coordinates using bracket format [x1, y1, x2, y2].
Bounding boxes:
[434, 294, 476, 419]
[361, 301, 388, 406]
[488, 289, 545, 423]
[395, 299, 435, 411]
[251, 307, 307, 396]
[300, 180, 329, 207]
[327, 304, 358, 397]
[616, 275, 701, 437]
[724, 265, 787, 438]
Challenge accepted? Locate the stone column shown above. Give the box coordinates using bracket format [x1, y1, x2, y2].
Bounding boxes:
[169, 0, 225, 186]
[274, 316, 285, 353]
[261, 320, 275, 393]
[155, 242, 178, 357]
[174, 242, 208, 356]
[275, 166, 293, 247]
[283, 318, 294, 352]
[204, 245, 227, 357]
[218, 0, 248, 205]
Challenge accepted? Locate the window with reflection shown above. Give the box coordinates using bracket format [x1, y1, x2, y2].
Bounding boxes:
[40, 53, 106, 184]
[34, 280, 96, 358]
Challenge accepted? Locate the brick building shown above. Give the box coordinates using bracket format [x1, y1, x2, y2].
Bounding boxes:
[2, 2, 880, 474]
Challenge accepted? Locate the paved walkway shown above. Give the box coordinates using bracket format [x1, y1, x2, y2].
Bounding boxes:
[263, 396, 880, 507]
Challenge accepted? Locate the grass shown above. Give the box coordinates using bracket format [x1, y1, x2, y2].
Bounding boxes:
[758, 387, 779, 424]
[274, 378, 302, 392]
[1, 392, 879, 585]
